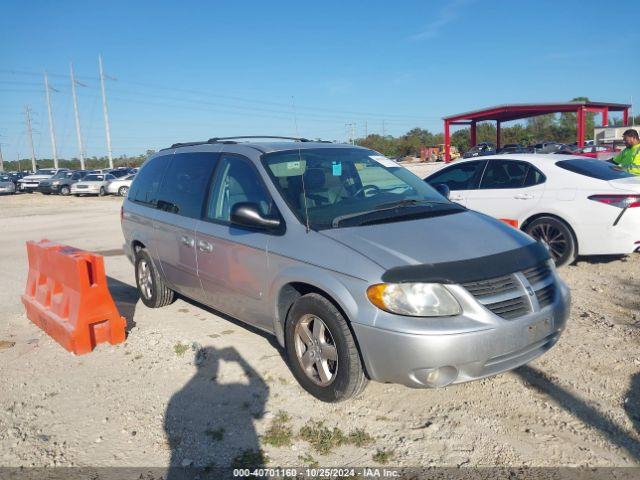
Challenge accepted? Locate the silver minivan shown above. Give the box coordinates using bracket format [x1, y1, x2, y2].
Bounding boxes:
[121, 137, 570, 402]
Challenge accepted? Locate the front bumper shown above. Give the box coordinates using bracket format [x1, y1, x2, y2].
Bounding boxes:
[18, 182, 40, 191]
[71, 186, 101, 195]
[37, 184, 60, 194]
[352, 279, 570, 388]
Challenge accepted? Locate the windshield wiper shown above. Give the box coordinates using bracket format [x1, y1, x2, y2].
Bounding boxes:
[331, 199, 457, 228]
[373, 198, 450, 209]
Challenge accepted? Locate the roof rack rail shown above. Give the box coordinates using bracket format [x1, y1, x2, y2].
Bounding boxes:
[162, 136, 328, 151]
[207, 136, 311, 143]
[163, 141, 209, 150]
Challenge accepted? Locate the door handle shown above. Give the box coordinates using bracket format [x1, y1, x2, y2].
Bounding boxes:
[514, 193, 534, 200]
[180, 235, 195, 248]
[197, 240, 213, 253]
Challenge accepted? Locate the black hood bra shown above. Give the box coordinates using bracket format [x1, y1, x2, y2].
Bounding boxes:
[381, 242, 551, 284]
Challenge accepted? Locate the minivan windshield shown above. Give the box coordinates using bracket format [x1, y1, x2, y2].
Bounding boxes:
[51, 171, 71, 179]
[35, 169, 56, 176]
[262, 148, 462, 230]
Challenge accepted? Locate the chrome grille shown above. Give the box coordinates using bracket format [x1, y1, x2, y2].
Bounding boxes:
[461, 274, 518, 299]
[484, 296, 530, 319]
[536, 283, 555, 308]
[523, 263, 552, 285]
[462, 261, 556, 320]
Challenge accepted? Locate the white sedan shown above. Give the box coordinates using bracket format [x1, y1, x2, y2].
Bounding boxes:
[425, 154, 640, 266]
[106, 173, 135, 196]
[70, 173, 116, 197]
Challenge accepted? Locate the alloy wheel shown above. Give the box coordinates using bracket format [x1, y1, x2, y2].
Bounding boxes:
[137, 259, 153, 300]
[529, 222, 567, 261]
[293, 314, 338, 386]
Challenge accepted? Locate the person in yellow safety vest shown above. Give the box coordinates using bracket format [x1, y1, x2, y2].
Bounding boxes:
[612, 128, 640, 175]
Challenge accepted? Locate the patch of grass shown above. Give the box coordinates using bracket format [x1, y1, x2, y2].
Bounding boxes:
[372, 448, 394, 465]
[375, 415, 389, 421]
[205, 427, 225, 442]
[299, 420, 346, 455]
[347, 428, 374, 447]
[262, 411, 293, 447]
[173, 342, 189, 357]
[231, 449, 268, 469]
[297, 453, 319, 467]
[134, 354, 143, 360]
[277, 376, 288, 385]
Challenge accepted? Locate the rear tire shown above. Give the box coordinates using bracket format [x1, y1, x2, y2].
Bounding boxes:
[118, 186, 129, 197]
[285, 293, 367, 402]
[60, 186, 70, 196]
[134, 248, 175, 308]
[99, 187, 106, 197]
[525, 216, 577, 267]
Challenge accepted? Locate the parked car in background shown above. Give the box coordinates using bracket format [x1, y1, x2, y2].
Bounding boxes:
[17, 168, 68, 193]
[463, 142, 496, 158]
[573, 145, 618, 160]
[554, 144, 580, 155]
[38, 170, 88, 195]
[110, 168, 133, 178]
[71, 172, 115, 196]
[425, 154, 640, 266]
[0, 173, 17, 194]
[531, 142, 563, 153]
[498, 144, 528, 154]
[122, 139, 570, 402]
[106, 173, 135, 196]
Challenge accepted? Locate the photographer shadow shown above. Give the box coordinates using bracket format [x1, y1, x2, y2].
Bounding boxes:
[164, 346, 269, 479]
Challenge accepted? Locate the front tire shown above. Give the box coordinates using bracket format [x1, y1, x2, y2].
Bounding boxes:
[525, 216, 577, 267]
[285, 293, 367, 402]
[134, 248, 175, 308]
[60, 185, 70, 196]
[99, 187, 106, 197]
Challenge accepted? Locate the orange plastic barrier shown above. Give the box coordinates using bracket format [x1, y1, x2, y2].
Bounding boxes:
[499, 218, 519, 228]
[21, 240, 126, 355]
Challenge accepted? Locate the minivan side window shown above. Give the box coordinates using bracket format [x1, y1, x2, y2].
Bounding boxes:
[206, 155, 275, 223]
[155, 152, 219, 218]
[480, 160, 528, 189]
[426, 161, 485, 190]
[128, 155, 171, 206]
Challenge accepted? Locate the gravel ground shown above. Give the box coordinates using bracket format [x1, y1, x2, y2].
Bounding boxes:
[0, 189, 638, 469]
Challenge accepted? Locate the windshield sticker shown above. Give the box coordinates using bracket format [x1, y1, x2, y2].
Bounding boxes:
[370, 155, 398, 168]
[286, 161, 301, 170]
[332, 161, 342, 176]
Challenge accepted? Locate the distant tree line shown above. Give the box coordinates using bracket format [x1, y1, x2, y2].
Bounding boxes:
[3, 150, 156, 172]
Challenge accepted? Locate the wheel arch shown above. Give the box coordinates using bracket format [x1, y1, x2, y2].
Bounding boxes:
[272, 278, 370, 379]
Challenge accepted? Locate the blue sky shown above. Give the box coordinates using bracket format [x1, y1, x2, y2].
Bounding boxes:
[1, 0, 639, 161]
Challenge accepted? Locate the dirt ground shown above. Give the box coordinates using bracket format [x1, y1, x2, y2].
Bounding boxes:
[1, 189, 639, 470]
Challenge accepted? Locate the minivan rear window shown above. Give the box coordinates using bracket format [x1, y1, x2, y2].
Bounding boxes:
[155, 152, 218, 218]
[128, 155, 172, 206]
[555, 159, 633, 180]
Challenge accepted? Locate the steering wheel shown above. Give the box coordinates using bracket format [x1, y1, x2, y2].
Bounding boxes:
[353, 184, 381, 198]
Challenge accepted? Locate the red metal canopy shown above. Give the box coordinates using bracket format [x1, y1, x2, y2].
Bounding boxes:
[443, 101, 631, 161]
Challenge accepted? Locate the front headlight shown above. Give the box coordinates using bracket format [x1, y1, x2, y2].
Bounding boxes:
[367, 283, 461, 317]
[52, 180, 61, 185]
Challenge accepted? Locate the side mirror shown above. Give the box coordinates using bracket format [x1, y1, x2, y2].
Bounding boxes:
[433, 183, 450, 199]
[230, 202, 281, 231]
